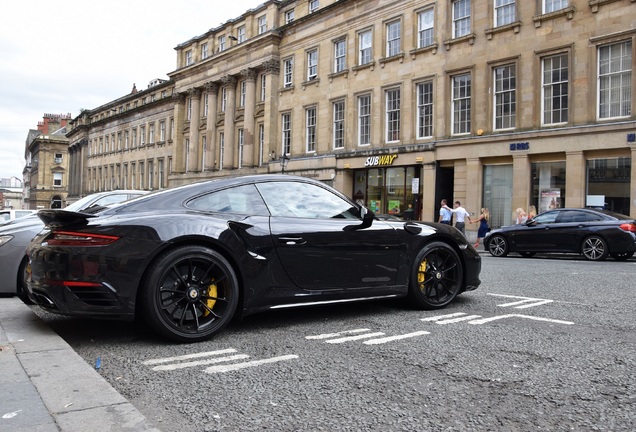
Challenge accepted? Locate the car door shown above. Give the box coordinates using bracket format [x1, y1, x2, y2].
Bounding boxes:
[256, 181, 402, 290]
[509, 210, 561, 251]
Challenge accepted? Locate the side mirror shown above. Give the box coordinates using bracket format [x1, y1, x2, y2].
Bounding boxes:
[345, 206, 374, 231]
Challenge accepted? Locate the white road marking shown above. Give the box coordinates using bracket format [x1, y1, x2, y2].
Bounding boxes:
[468, 314, 574, 325]
[363, 331, 430, 345]
[421, 312, 468, 321]
[326, 332, 386, 343]
[421, 313, 482, 324]
[142, 348, 238, 365]
[487, 293, 554, 309]
[151, 354, 250, 371]
[204, 355, 299, 374]
[306, 328, 371, 340]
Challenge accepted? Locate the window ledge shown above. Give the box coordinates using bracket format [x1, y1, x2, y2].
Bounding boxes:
[589, 0, 632, 13]
[378, 53, 405, 68]
[533, 6, 575, 27]
[352, 61, 376, 74]
[301, 77, 320, 89]
[328, 69, 349, 82]
[409, 43, 439, 59]
[485, 21, 521, 40]
[279, 85, 295, 95]
[443, 33, 476, 50]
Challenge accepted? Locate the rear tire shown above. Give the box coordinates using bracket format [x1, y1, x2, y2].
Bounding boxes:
[408, 242, 464, 310]
[581, 236, 608, 261]
[141, 245, 239, 342]
[17, 258, 34, 305]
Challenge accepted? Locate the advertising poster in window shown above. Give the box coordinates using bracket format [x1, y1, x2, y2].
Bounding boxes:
[388, 199, 401, 215]
[540, 189, 561, 213]
[370, 200, 381, 213]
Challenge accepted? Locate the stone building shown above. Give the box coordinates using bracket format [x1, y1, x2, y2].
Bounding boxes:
[66, 80, 175, 199]
[66, 0, 636, 234]
[24, 113, 73, 209]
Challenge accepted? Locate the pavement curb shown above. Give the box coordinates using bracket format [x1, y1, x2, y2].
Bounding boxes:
[0, 297, 160, 432]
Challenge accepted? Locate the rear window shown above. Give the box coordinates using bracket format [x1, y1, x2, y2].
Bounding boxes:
[186, 184, 269, 215]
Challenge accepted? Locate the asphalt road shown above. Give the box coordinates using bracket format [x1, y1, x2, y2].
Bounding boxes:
[32, 255, 636, 431]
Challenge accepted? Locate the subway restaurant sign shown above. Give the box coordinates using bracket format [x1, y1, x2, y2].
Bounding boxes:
[364, 155, 398, 167]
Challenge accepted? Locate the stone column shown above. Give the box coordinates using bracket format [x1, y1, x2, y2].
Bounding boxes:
[466, 157, 481, 222]
[222, 75, 237, 169]
[188, 88, 202, 172]
[565, 151, 586, 209]
[172, 92, 187, 173]
[241, 68, 257, 167]
[261, 59, 280, 165]
[204, 82, 219, 171]
[512, 153, 531, 211]
[421, 161, 437, 222]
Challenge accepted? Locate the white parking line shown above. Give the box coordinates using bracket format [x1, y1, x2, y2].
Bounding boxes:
[468, 314, 574, 325]
[306, 328, 371, 340]
[421, 312, 468, 321]
[421, 313, 482, 324]
[204, 355, 299, 374]
[363, 331, 430, 345]
[487, 293, 554, 309]
[151, 354, 250, 371]
[142, 348, 238, 365]
[326, 332, 386, 344]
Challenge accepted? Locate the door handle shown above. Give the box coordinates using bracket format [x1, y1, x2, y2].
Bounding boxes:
[278, 237, 306, 245]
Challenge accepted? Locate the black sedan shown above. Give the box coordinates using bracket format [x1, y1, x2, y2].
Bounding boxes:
[484, 208, 636, 261]
[26, 175, 481, 342]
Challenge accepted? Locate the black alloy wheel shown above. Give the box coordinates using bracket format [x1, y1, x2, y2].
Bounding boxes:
[581, 236, 608, 261]
[141, 245, 239, 342]
[488, 235, 509, 257]
[408, 241, 464, 309]
[610, 251, 634, 261]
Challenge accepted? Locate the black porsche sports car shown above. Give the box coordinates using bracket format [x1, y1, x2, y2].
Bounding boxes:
[26, 175, 481, 342]
[484, 208, 636, 261]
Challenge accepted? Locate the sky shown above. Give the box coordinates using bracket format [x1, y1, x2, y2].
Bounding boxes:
[0, 0, 265, 181]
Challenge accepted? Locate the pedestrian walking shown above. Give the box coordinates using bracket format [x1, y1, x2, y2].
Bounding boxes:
[471, 208, 490, 248]
[444, 201, 472, 234]
[438, 199, 452, 225]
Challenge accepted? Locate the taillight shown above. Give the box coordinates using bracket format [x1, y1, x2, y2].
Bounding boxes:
[46, 231, 120, 246]
[619, 223, 636, 233]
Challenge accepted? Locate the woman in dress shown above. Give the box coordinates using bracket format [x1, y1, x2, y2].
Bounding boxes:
[471, 208, 490, 249]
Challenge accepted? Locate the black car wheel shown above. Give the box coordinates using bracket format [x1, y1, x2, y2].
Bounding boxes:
[487, 235, 509, 257]
[581, 236, 608, 261]
[610, 251, 634, 261]
[408, 242, 464, 309]
[141, 245, 239, 342]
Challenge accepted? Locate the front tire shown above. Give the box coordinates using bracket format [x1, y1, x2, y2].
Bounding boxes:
[141, 245, 239, 342]
[581, 236, 608, 261]
[408, 242, 464, 309]
[487, 235, 509, 257]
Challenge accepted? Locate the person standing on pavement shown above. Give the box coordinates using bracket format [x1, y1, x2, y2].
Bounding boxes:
[444, 200, 472, 234]
[438, 199, 452, 225]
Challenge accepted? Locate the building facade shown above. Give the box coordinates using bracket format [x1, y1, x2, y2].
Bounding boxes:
[24, 114, 72, 209]
[66, 0, 636, 237]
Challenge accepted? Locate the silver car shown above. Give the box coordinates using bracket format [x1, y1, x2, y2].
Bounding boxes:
[0, 190, 147, 299]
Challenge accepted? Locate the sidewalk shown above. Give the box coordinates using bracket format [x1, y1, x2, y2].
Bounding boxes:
[0, 297, 160, 432]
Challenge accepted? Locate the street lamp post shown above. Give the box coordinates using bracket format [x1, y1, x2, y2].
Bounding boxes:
[280, 154, 290, 174]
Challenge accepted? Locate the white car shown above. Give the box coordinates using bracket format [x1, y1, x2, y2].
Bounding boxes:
[0, 209, 37, 224]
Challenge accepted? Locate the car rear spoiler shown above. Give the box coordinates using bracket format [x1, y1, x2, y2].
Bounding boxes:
[37, 209, 97, 228]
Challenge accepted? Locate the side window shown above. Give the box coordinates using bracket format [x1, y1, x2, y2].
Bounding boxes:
[256, 181, 359, 219]
[560, 211, 602, 222]
[91, 194, 130, 208]
[533, 211, 559, 224]
[187, 184, 269, 215]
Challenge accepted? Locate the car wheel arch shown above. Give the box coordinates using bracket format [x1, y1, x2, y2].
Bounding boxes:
[133, 237, 246, 316]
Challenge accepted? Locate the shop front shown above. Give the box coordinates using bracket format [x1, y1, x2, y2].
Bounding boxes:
[347, 155, 422, 220]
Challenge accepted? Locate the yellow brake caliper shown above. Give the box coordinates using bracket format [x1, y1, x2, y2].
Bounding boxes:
[203, 280, 218, 316]
[417, 259, 427, 292]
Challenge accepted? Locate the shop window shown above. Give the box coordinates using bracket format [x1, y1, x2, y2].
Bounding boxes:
[531, 162, 566, 214]
[482, 165, 513, 228]
[586, 157, 631, 215]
